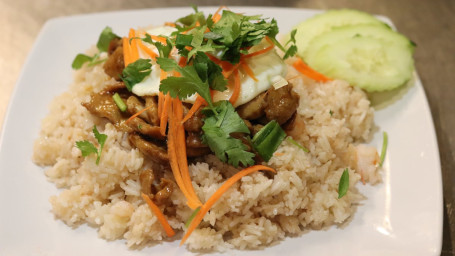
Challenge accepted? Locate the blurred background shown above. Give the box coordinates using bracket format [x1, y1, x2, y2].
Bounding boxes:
[1, 0, 454, 255]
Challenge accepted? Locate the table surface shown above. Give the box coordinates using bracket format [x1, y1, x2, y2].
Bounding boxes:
[1, 0, 454, 254]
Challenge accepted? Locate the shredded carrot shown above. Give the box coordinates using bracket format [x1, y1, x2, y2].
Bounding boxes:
[145, 34, 167, 45]
[181, 95, 206, 124]
[122, 37, 132, 67]
[164, 22, 176, 27]
[180, 165, 276, 245]
[129, 29, 139, 62]
[125, 104, 154, 124]
[292, 58, 332, 82]
[243, 38, 274, 59]
[178, 56, 187, 67]
[173, 99, 202, 206]
[141, 193, 176, 237]
[229, 69, 241, 105]
[158, 92, 164, 118]
[241, 61, 258, 82]
[137, 40, 158, 59]
[167, 102, 200, 209]
[274, 152, 285, 156]
[160, 93, 171, 136]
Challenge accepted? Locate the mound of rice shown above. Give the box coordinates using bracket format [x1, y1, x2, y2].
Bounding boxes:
[33, 49, 379, 251]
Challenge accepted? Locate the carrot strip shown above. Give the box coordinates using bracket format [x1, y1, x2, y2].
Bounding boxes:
[145, 33, 167, 45]
[229, 69, 241, 105]
[137, 40, 158, 59]
[129, 29, 139, 62]
[180, 165, 276, 245]
[173, 99, 202, 206]
[160, 93, 171, 136]
[241, 61, 258, 82]
[181, 95, 206, 124]
[141, 193, 176, 237]
[164, 22, 176, 27]
[243, 38, 274, 59]
[167, 103, 200, 209]
[125, 104, 154, 124]
[292, 58, 332, 82]
[158, 92, 164, 119]
[122, 37, 132, 67]
[178, 56, 187, 67]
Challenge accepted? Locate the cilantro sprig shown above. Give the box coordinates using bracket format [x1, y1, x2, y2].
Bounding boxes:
[72, 27, 119, 70]
[121, 59, 153, 91]
[201, 101, 255, 167]
[157, 56, 226, 109]
[76, 125, 108, 165]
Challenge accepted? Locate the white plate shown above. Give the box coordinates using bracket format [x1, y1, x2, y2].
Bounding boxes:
[0, 7, 442, 256]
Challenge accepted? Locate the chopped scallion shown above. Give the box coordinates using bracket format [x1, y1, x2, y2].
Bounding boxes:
[379, 131, 388, 167]
[287, 137, 309, 153]
[112, 93, 127, 112]
[185, 207, 201, 228]
[338, 168, 349, 199]
[252, 120, 286, 162]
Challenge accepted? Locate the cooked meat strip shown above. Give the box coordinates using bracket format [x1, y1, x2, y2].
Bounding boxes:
[103, 46, 124, 80]
[185, 132, 210, 157]
[107, 37, 122, 56]
[154, 178, 174, 205]
[139, 169, 155, 196]
[183, 109, 204, 133]
[126, 96, 151, 122]
[237, 92, 267, 120]
[82, 93, 124, 125]
[126, 117, 164, 140]
[264, 84, 299, 125]
[144, 96, 160, 126]
[100, 81, 126, 94]
[128, 133, 169, 164]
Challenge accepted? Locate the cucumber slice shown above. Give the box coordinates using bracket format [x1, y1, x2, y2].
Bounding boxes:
[305, 24, 416, 64]
[310, 36, 414, 92]
[290, 9, 386, 57]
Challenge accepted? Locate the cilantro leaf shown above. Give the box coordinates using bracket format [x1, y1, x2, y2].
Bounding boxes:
[338, 169, 350, 198]
[92, 125, 107, 165]
[201, 101, 255, 167]
[193, 52, 227, 92]
[157, 57, 214, 108]
[75, 141, 98, 157]
[121, 59, 152, 91]
[72, 54, 94, 69]
[75, 125, 108, 165]
[141, 34, 173, 58]
[96, 26, 120, 52]
[283, 29, 298, 59]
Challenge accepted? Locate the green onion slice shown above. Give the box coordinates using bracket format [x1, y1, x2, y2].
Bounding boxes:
[112, 93, 127, 112]
[379, 131, 388, 167]
[185, 207, 201, 228]
[252, 120, 286, 162]
[338, 168, 349, 199]
[287, 137, 309, 153]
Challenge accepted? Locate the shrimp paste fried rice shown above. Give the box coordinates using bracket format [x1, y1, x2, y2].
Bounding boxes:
[33, 47, 380, 250]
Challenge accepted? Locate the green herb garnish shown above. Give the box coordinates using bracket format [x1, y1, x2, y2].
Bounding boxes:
[338, 168, 349, 199]
[157, 57, 215, 109]
[72, 27, 119, 70]
[112, 93, 127, 112]
[252, 120, 286, 161]
[96, 27, 120, 52]
[121, 59, 152, 91]
[185, 206, 201, 228]
[76, 125, 107, 165]
[379, 131, 388, 167]
[287, 137, 309, 153]
[201, 101, 255, 167]
[283, 29, 297, 59]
